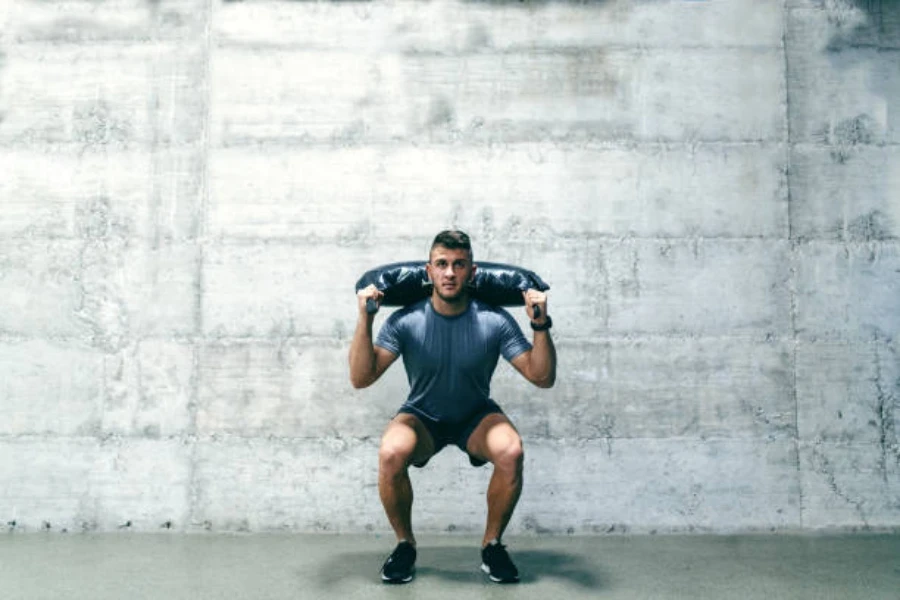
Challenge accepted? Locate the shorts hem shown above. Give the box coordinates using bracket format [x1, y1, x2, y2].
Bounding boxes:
[396, 401, 503, 468]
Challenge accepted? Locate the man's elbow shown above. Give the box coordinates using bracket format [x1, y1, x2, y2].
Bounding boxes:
[349, 372, 374, 389]
[532, 373, 556, 389]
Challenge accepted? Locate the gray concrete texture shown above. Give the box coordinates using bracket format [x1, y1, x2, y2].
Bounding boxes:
[2, 533, 900, 600]
[0, 0, 898, 536]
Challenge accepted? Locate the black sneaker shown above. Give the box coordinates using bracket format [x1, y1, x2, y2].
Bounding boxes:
[381, 541, 416, 584]
[480, 541, 519, 583]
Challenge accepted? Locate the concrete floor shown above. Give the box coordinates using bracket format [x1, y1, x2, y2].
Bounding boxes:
[1, 533, 898, 599]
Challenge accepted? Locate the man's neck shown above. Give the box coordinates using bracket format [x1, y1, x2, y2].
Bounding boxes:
[430, 292, 471, 317]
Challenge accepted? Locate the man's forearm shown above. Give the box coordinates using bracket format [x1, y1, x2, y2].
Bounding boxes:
[349, 316, 377, 388]
[529, 330, 556, 387]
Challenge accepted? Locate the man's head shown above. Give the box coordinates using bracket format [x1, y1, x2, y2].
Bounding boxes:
[427, 230, 476, 304]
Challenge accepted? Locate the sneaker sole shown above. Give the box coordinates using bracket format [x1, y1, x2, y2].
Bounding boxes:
[480, 563, 519, 584]
[381, 570, 414, 584]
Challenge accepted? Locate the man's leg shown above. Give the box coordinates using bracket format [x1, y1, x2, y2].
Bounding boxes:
[378, 412, 436, 546]
[465, 412, 524, 547]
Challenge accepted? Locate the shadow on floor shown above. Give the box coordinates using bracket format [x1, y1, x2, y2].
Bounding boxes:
[315, 545, 605, 589]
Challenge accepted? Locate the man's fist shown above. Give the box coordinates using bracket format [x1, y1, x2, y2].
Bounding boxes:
[357, 284, 384, 316]
[523, 289, 548, 323]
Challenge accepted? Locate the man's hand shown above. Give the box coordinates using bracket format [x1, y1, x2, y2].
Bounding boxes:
[523, 289, 548, 324]
[357, 284, 384, 317]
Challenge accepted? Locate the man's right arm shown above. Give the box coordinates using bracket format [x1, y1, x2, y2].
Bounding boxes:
[349, 285, 398, 389]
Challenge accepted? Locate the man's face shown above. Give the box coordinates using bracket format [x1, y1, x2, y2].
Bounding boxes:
[426, 246, 475, 303]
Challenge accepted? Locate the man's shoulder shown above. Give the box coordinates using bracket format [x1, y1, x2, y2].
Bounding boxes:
[471, 298, 510, 315]
[385, 298, 429, 323]
[470, 299, 517, 324]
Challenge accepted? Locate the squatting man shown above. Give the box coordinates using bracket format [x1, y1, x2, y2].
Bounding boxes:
[349, 230, 557, 584]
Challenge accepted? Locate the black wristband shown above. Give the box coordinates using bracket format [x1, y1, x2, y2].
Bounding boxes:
[530, 315, 553, 331]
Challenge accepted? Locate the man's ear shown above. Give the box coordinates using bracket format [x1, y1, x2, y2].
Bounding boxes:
[469, 264, 477, 282]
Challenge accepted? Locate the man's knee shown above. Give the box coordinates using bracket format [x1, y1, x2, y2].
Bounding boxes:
[379, 437, 413, 472]
[379, 419, 425, 474]
[492, 435, 524, 473]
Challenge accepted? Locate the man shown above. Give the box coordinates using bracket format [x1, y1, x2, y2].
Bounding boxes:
[348, 230, 556, 584]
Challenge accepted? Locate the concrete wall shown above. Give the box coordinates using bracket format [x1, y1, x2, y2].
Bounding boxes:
[0, 0, 897, 535]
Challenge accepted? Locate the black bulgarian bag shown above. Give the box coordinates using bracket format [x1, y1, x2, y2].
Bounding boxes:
[355, 261, 550, 317]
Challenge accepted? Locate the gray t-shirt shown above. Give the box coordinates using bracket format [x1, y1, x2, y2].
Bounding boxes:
[375, 298, 532, 424]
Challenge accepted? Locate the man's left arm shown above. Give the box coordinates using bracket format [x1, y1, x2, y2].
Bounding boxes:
[509, 289, 556, 388]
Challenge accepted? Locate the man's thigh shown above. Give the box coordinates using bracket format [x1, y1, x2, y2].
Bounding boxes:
[382, 412, 438, 467]
[465, 412, 522, 465]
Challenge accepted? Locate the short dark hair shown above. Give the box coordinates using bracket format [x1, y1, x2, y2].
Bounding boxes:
[430, 230, 472, 259]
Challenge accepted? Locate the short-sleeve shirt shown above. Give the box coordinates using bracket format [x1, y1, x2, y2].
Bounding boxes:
[375, 298, 532, 425]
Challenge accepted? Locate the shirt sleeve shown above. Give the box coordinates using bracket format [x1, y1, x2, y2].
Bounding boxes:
[374, 311, 403, 356]
[498, 308, 532, 362]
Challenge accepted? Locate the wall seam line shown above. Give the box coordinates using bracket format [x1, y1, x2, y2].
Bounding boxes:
[782, 0, 803, 532]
